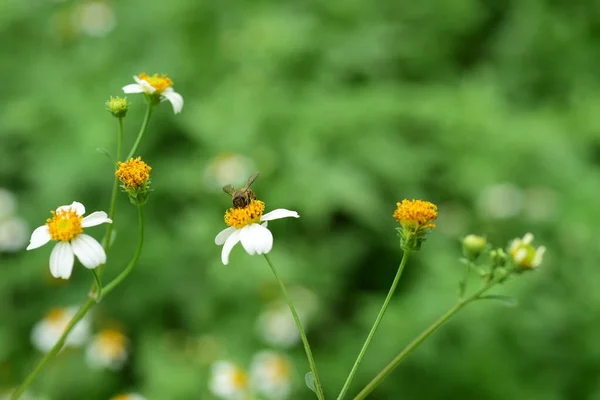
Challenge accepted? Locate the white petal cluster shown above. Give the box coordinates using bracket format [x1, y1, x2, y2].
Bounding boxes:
[122, 75, 183, 114]
[509, 232, 546, 268]
[85, 329, 129, 370]
[215, 209, 299, 265]
[31, 307, 91, 353]
[209, 361, 249, 400]
[26, 201, 112, 280]
[250, 351, 292, 400]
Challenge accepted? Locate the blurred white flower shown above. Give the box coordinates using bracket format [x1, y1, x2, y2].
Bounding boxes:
[477, 183, 524, 219]
[72, 1, 116, 37]
[209, 361, 249, 400]
[0, 188, 17, 220]
[257, 287, 318, 348]
[0, 216, 28, 252]
[215, 200, 299, 265]
[123, 73, 183, 114]
[204, 153, 256, 191]
[109, 394, 146, 400]
[85, 328, 128, 370]
[250, 351, 292, 400]
[26, 201, 112, 279]
[31, 306, 91, 353]
[509, 233, 546, 269]
[256, 303, 300, 349]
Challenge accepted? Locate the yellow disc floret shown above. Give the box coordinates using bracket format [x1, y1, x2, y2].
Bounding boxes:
[116, 157, 151, 189]
[138, 72, 173, 93]
[97, 329, 127, 359]
[46, 208, 83, 241]
[393, 199, 438, 230]
[225, 199, 265, 229]
[45, 308, 68, 324]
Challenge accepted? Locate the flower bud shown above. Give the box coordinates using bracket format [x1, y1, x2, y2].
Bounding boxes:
[106, 96, 129, 118]
[490, 248, 507, 268]
[462, 234, 487, 260]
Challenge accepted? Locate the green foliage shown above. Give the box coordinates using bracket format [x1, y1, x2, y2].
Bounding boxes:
[2, 0, 600, 398]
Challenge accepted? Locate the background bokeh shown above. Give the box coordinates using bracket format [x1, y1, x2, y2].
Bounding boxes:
[2, 0, 600, 399]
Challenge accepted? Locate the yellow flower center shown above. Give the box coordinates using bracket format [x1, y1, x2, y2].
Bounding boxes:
[266, 357, 291, 381]
[96, 329, 127, 359]
[393, 199, 438, 230]
[232, 369, 248, 389]
[116, 157, 151, 189]
[45, 308, 68, 324]
[46, 208, 83, 241]
[224, 199, 265, 229]
[110, 395, 130, 400]
[138, 72, 173, 93]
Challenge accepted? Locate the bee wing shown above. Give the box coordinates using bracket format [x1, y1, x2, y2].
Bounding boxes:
[244, 172, 260, 190]
[222, 184, 236, 195]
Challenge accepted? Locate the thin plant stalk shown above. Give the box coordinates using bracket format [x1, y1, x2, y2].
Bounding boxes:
[263, 254, 325, 400]
[126, 102, 153, 160]
[336, 250, 412, 400]
[352, 280, 498, 400]
[11, 205, 146, 400]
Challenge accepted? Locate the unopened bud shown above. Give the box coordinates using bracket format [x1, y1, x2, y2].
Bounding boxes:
[462, 234, 487, 260]
[106, 96, 129, 118]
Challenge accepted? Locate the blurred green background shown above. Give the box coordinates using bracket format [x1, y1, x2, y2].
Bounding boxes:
[2, 0, 600, 399]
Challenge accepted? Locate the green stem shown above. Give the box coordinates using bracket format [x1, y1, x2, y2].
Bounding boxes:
[103, 205, 144, 296]
[126, 102, 153, 160]
[337, 250, 412, 400]
[263, 254, 325, 400]
[458, 261, 471, 299]
[90, 269, 102, 302]
[11, 205, 145, 400]
[98, 116, 123, 279]
[10, 298, 96, 400]
[352, 281, 498, 400]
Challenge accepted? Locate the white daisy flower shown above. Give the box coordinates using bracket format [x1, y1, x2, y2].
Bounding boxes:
[215, 199, 299, 265]
[509, 232, 546, 269]
[109, 393, 146, 400]
[0, 216, 28, 252]
[122, 73, 183, 114]
[250, 351, 292, 400]
[256, 303, 301, 349]
[209, 361, 250, 400]
[85, 328, 128, 370]
[31, 306, 91, 353]
[26, 201, 112, 280]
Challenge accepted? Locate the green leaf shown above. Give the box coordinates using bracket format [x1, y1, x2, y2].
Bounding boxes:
[478, 295, 518, 307]
[305, 372, 317, 394]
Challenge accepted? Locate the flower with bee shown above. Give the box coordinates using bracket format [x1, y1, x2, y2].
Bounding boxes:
[215, 173, 299, 265]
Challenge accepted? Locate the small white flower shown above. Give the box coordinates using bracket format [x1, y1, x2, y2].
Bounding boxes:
[122, 73, 183, 114]
[31, 306, 91, 353]
[209, 361, 250, 400]
[257, 303, 301, 349]
[215, 199, 299, 265]
[509, 232, 546, 269]
[0, 216, 28, 252]
[26, 201, 112, 280]
[250, 351, 292, 400]
[109, 393, 146, 400]
[73, 1, 116, 38]
[85, 328, 128, 370]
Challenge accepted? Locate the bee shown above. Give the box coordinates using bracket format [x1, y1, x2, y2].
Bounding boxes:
[222, 172, 260, 208]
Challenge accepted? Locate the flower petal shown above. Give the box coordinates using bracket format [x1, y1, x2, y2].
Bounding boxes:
[239, 224, 273, 255]
[131, 76, 155, 94]
[221, 230, 241, 265]
[57, 201, 85, 216]
[81, 211, 112, 228]
[260, 209, 300, 222]
[71, 234, 106, 269]
[27, 225, 51, 250]
[122, 83, 145, 94]
[50, 242, 75, 279]
[161, 88, 184, 114]
[215, 227, 237, 245]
